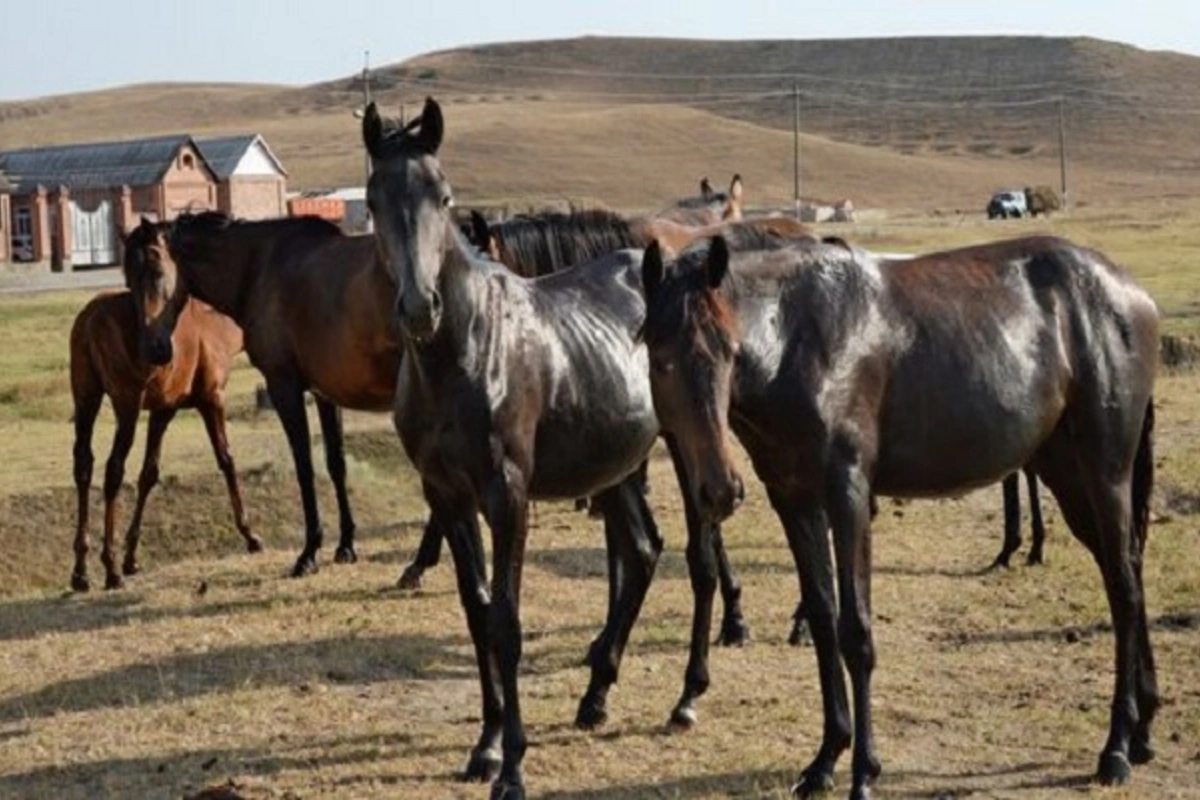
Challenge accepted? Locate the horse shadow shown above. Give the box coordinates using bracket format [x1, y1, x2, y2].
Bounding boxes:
[0, 629, 475, 724]
[0, 582, 413, 643]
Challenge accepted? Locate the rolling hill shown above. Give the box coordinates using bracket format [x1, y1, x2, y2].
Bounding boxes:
[3, 35, 1200, 211]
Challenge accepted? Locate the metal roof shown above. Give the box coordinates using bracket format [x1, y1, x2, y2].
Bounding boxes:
[195, 134, 288, 180]
[0, 134, 210, 193]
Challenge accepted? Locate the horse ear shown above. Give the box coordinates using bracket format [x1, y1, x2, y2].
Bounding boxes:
[729, 174, 744, 203]
[706, 236, 730, 289]
[642, 239, 664, 301]
[419, 96, 444, 154]
[700, 176, 714, 201]
[139, 214, 154, 230]
[469, 210, 490, 246]
[362, 101, 384, 160]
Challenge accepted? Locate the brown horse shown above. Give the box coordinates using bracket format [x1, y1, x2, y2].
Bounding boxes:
[70, 242, 260, 591]
[641, 232, 1159, 797]
[120, 213, 396, 577]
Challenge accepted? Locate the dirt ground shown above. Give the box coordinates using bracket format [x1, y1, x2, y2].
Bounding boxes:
[0, 209, 1198, 799]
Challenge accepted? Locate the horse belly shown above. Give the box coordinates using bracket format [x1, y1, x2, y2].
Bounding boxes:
[874, 388, 1064, 497]
[529, 408, 658, 499]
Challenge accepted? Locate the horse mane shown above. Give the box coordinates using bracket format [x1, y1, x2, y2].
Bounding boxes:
[488, 208, 643, 277]
[167, 210, 343, 262]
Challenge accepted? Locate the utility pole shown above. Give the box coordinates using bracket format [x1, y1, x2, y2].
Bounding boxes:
[1057, 96, 1069, 212]
[793, 80, 801, 221]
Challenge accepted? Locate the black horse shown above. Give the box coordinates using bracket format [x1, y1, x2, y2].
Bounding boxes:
[640, 233, 1159, 798]
[362, 98, 752, 799]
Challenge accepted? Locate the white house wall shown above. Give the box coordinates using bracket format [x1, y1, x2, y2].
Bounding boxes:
[232, 142, 284, 177]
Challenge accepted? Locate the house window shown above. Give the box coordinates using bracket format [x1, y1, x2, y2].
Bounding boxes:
[182, 153, 195, 169]
[12, 207, 33, 261]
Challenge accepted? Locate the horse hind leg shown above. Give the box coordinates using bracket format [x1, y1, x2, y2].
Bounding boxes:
[575, 470, 664, 730]
[990, 472, 1023, 570]
[70, 375, 104, 592]
[397, 515, 445, 590]
[122, 408, 176, 576]
[315, 397, 357, 564]
[1034, 433, 1147, 786]
[1025, 467, 1047, 566]
[199, 401, 262, 554]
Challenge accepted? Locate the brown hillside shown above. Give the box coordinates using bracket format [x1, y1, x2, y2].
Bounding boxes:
[3, 36, 1200, 210]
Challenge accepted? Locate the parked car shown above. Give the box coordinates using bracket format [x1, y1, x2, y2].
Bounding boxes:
[987, 190, 1027, 219]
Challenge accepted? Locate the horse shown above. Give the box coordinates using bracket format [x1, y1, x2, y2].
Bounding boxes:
[121, 212, 394, 577]
[70, 238, 260, 591]
[656, 173, 745, 226]
[639, 232, 1159, 798]
[362, 97, 765, 799]
[996, 466, 1046, 568]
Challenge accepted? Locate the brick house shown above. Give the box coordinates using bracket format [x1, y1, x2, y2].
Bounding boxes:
[195, 135, 288, 220]
[0, 133, 286, 270]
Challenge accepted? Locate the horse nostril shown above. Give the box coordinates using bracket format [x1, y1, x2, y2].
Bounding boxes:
[733, 476, 745, 505]
[430, 291, 443, 316]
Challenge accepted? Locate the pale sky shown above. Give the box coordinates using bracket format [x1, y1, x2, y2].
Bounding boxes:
[3, 0, 1198, 101]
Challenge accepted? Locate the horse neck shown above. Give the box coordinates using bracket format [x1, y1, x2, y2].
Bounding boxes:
[175, 227, 258, 325]
[406, 229, 497, 370]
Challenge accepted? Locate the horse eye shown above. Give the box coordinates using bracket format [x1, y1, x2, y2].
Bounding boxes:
[652, 358, 675, 375]
[443, 195, 454, 209]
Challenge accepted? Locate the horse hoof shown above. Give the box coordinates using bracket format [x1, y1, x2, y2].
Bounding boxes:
[104, 573, 124, 591]
[396, 566, 424, 591]
[122, 560, 140, 577]
[987, 556, 1011, 572]
[291, 555, 318, 578]
[488, 779, 525, 800]
[788, 620, 812, 647]
[574, 696, 608, 730]
[334, 545, 357, 565]
[70, 573, 90, 593]
[462, 749, 502, 783]
[668, 702, 697, 730]
[791, 768, 835, 798]
[1130, 735, 1155, 765]
[1097, 751, 1132, 786]
[1026, 551, 1044, 567]
[715, 615, 751, 647]
[246, 536, 265, 554]
[849, 785, 872, 800]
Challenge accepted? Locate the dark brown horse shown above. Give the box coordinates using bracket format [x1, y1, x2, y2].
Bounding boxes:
[121, 213, 395, 577]
[70, 238, 260, 591]
[363, 98, 778, 799]
[641, 232, 1159, 798]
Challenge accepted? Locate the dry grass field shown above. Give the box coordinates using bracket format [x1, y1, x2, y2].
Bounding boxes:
[0, 203, 1198, 800]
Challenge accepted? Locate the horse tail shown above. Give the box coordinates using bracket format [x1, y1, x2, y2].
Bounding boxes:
[1131, 397, 1155, 556]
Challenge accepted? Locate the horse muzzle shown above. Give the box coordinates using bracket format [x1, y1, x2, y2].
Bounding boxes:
[397, 290, 443, 343]
[698, 471, 745, 523]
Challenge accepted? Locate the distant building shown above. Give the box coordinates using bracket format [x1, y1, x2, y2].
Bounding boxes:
[0, 133, 287, 270]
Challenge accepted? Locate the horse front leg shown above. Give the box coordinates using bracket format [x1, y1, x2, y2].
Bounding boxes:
[315, 397, 358, 564]
[100, 400, 140, 590]
[426, 484, 504, 783]
[482, 459, 531, 800]
[713, 526, 751, 647]
[265, 377, 323, 577]
[198, 399, 262, 554]
[827, 462, 881, 800]
[70, 382, 103, 592]
[122, 408, 176, 576]
[665, 434, 719, 729]
[768, 487, 850, 798]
